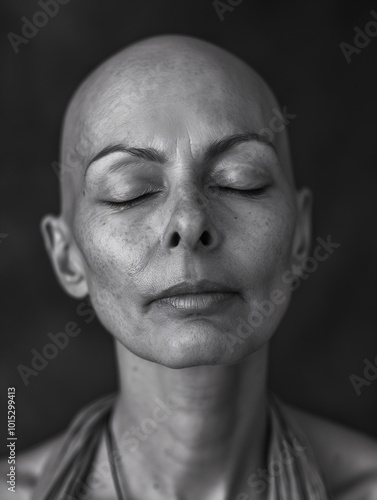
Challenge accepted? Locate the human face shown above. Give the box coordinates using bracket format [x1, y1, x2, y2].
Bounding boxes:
[70, 74, 301, 369]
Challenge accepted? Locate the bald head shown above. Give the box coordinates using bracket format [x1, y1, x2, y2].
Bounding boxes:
[59, 35, 293, 225]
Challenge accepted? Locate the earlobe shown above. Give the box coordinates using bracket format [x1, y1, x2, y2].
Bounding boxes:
[40, 214, 88, 299]
[291, 187, 313, 268]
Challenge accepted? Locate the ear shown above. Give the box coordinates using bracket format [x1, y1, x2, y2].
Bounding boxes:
[40, 214, 88, 299]
[291, 187, 312, 269]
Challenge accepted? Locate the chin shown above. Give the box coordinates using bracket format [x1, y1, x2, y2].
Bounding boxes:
[117, 319, 270, 369]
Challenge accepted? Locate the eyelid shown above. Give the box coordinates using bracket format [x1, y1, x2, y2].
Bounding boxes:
[217, 181, 269, 190]
[102, 188, 162, 210]
[217, 184, 269, 194]
[211, 167, 272, 183]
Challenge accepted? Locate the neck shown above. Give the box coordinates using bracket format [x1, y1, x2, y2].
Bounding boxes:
[110, 343, 270, 499]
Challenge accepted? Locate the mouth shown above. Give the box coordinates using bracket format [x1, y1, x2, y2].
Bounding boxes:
[150, 280, 239, 313]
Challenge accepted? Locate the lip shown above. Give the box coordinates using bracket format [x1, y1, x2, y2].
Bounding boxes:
[149, 280, 239, 313]
[157, 292, 236, 312]
[151, 279, 238, 301]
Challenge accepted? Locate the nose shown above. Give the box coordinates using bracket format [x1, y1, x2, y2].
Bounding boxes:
[162, 186, 220, 251]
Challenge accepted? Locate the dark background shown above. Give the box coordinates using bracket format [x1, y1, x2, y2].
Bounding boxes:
[1, 0, 376, 454]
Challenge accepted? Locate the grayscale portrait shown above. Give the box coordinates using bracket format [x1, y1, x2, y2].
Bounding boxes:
[1, 2, 377, 499]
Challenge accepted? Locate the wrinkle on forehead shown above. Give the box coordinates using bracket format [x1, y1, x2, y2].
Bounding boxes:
[59, 35, 293, 226]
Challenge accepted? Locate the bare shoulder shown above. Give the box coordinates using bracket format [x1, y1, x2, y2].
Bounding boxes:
[283, 402, 377, 499]
[0, 433, 64, 500]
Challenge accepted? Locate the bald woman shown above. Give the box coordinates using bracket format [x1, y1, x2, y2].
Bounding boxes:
[1, 35, 377, 499]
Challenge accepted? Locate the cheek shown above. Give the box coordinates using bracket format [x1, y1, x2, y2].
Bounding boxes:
[221, 203, 295, 357]
[228, 201, 295, 289]
[73, 211, 158, 342]
[75, 210, 156, 293]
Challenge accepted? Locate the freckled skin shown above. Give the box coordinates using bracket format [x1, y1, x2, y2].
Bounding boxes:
[73, 126, 297, 367]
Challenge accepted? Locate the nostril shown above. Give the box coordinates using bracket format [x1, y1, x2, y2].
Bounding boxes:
[200, 231, 212, 246]
[170, 232, 180, 248]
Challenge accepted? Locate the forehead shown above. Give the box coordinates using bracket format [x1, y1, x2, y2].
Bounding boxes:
[64, 50, 277, 163]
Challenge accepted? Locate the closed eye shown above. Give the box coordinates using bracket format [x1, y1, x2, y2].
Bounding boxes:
[103, 190, 161, 210]
[102, 185, 269, 211]
[218, 186, 269, 197]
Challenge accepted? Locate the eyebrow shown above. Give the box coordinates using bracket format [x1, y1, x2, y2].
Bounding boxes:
[84, 132, 276, 178]
[203, 132, 276, 163]
[84, 145, 166, 178]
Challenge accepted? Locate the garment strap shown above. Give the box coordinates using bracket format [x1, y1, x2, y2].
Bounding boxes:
[32, 392, 331, 499]
[266, 394, 332, 499]
[31, 393, 116, 500]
